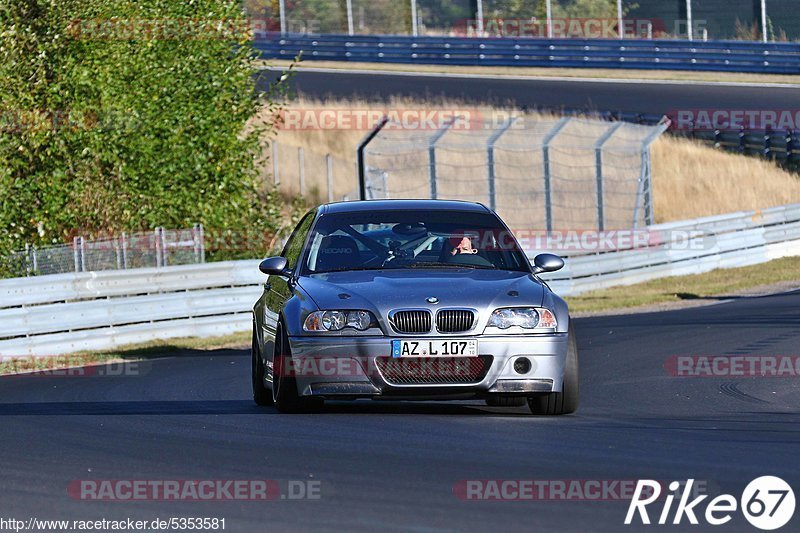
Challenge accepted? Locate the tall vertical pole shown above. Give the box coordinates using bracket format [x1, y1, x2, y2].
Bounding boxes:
[279, 0, 287, 35]
[542, 117, 571, 233]
[298, 147, 305, 196]
[411, 0, 419, 36]
[686, 0, 693, 41]
[486, 118, 516, 213]
[326, 154, 334, 203]
[761, 0, 768, 42]
[428, 118, 457, 200]
[617, 0, 624, 39]
[546, 0, 553, 38]
[272, 142, 280, 185]
[357, 116, 390, 201]
[346, 0, 354, 35]
[594, 123, 624, 232]
[476, 0, 484, 37]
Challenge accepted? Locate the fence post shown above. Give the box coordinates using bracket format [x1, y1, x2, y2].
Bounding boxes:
[476, 0, 484, 36]
[25, 244, 31, 276]
[79, 236, 86, 272]
[193, 223, 206, 264]
[272, 142, 280, 185]
[594, 122, 624, 232]
[617, 0, 624, 38]
[346, 0, 354, 35]
[121, 232, 129, 269]
[298, 147, 305, 196]
[760, 0, 768, 42]
[357, 115, 390, 200]
[326, 154, 334, 203]
[411, 0, 419, 36]
[73, 237, 80, 272]
[31, 246, 37, 275]
[114, 238, 122, 270]
[279, 0, 287, 35]
[686, 0, 693, 40]
[541, 117, 571, 232]
[486, 117, 516, 212]
[545, 0, 553, 38]
[154, 228, 162, 268]
[428, 118, 456, 200]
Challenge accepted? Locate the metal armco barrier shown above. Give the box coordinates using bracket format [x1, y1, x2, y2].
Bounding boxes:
[3, 203, 800, 357]
[255, 33, 800, 74]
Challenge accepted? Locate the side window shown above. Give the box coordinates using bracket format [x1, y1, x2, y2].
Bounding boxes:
[281, 212, 315, 271]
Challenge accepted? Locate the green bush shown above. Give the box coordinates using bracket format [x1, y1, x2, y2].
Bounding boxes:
[0, 0, 286, 271]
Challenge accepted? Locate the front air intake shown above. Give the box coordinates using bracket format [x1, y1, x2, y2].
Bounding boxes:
[436, 310, 475, 333]
[390, 310, 432, 334]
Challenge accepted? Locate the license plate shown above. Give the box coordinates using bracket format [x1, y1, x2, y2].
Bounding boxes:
[392, 339, 478, 358]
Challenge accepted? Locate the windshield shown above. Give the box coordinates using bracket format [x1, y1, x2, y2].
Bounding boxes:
[303, 209, 530, 275]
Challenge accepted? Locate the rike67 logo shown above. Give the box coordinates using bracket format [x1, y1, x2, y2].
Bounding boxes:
[626, 477, 795, 530]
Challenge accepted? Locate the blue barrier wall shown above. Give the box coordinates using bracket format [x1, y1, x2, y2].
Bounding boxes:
[255, 33, 800, 74]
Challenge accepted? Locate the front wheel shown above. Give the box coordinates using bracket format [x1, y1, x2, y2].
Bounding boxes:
[527, 321, 580, 416]
[273, 321, 323, 413]
[252, 326, 274, 406]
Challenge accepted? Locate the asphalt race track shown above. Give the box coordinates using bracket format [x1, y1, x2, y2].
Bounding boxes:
[2, 290, 799, 531]
[259, 67, 800, 117]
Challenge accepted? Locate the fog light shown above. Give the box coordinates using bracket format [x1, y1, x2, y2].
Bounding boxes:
[513, 357, 532, 375]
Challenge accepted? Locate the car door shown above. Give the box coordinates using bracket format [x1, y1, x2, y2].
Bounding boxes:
[262, 211, 316, 379]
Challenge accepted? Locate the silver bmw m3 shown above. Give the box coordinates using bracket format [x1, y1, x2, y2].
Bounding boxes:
[252, 199, 579, 415]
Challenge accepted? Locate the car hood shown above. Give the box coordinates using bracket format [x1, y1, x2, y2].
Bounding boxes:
[298, 268, 545, 314]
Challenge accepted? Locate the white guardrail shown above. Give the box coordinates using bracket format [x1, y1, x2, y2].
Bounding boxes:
[3, 202, 800, 357]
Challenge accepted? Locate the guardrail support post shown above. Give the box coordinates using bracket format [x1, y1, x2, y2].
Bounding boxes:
[594, 122, 624, 232]
[486, 117, 516, 212]
[357, 115, 390, 201]
[542, 117, 571, 232]
[428, 118, 457, 200]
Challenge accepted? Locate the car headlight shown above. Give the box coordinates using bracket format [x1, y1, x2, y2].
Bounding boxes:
[303, 310, 377, 332]
[486, 308, 557, 330]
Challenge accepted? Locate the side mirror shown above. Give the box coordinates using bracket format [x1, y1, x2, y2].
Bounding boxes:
[532, 253, 565, 274]
[259, 256, 290, 277]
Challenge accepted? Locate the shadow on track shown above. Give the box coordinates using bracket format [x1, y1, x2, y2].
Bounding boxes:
[0, 399, 557, 417]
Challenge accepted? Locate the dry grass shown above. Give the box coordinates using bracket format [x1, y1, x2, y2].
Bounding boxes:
[263, 60, 800, 86]
[263, 97, 800, 222]
[651, 136, 800, 222]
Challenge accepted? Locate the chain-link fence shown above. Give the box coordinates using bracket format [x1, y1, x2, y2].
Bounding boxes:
[247, 0, 800, 41]
[8, 226, 205, 278]
[360, 116, 668, 231]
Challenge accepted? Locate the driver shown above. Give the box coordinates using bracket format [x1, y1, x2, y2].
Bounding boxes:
[449, 235, 479, 256]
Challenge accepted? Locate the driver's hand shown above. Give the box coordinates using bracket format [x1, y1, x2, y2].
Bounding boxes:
[451, 236, 477, 255]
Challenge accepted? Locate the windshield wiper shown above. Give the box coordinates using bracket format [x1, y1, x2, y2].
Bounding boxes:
[404, 262, 496, 270]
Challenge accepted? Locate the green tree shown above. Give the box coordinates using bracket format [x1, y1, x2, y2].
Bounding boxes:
[0, 0, 284, 271]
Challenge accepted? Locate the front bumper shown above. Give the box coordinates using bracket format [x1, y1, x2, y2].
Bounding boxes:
[287, 334, 569, 399]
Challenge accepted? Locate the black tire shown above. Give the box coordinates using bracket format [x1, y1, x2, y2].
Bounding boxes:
[273, 321, 323, 413]
[252, 326, 274, 406]
[485, 396, 527, 407]
[527, 321, 580, 416]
